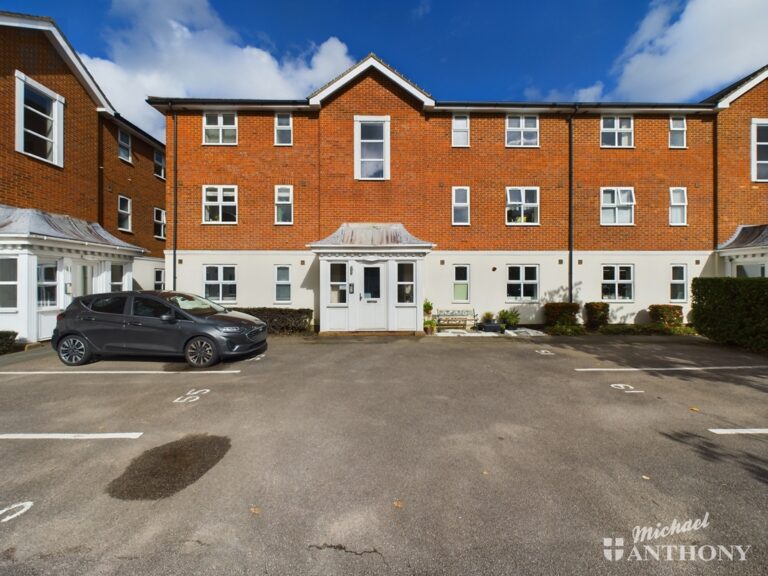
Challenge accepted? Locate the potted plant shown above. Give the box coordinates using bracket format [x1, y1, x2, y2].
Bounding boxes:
[423, 298, 433, 318]
[423, 318, 437, 335]
[497, 308, 520, 332]
[477, 311, 502, 333]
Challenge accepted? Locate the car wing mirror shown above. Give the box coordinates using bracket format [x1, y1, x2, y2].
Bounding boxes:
[160, 313, 176, 323]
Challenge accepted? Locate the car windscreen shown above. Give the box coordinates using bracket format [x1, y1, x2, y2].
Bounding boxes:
[162, 293, 226, 316]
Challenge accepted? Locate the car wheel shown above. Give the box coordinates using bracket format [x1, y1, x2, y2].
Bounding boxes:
[57, 335, 92, 366]
[184, 336, 219, 368]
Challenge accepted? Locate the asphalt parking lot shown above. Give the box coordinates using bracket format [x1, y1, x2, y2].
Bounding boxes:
[0, 335, 766, 575]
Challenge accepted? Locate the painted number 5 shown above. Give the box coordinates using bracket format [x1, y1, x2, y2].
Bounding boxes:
[610, 384, 635, 390]
[173, 389, 210, 403]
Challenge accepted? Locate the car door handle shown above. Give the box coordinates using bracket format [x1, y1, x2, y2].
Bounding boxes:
[82, 317, 96, 321]
[126, 321, 143, 327]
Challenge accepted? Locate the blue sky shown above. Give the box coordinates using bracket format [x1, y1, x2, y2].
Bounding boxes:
[5, 0, 767, 139]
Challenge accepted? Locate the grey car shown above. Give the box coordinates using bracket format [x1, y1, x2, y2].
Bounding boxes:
[51, 291, 267, 368]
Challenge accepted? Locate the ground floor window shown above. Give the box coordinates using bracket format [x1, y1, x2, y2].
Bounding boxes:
[736, 263, 766, 277]
[602, 265, 633, 300]
[110, 264, 124, 291]
[37, 264, 57, 307]
[204, 265, 236, 302]
[453, 265, 469, 302]
[397, 262, 415, 303]
[670, 265, 686, 301]
[0, 258, 18, 309]
[329, 263, 348, 304]
[154, 269, 165, 291]
[275, 265, 291, 303]
[507, 265, 538, 300]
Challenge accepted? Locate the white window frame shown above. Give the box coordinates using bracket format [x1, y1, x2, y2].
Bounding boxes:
[204, 265, 237, 303]
[752, 118, 768, 182]
[506, 115, 539, 147]
[669, 187, 687, 226]
[118, 129, 132, 162]
[452, 186, 470, 226]
[153, 207, 166, 239]
[274, 113, 293, 146]
[15, 70, 65, 167]
[452, 264, 470, 303]
[669, 116, 686, 149]
[670, 264, 687, 303]
[154, 150, 165, 179]
[275, 185, 294, 225]
[110, 263, 125, 292]
[154, 268, 165, 291]
[275, 265, 291, 304]
[602, 264, 634, 302]
[117, 195, 132, 232]
[600, 115, 634, 148]
[600, 187, 635, 226]
[329, 262, 348, 307]
[506, 187, 540, 225]
[36, 263, 58, 309]
[0, 257, 18, 311]
[452, 114, 470, 147]
[396, 261, 416, 306]
[354, 115, 390, 180]
[203, 111, 238, 145]
[506, 265, 539, 302]
[202, 185, 238, 224]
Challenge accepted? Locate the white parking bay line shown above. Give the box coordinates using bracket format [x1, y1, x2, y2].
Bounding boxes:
[708, 428, 768, 435]
[575, 365, 768, 373]
[0, 433, 143, 440]
[0, 370, 241, 375]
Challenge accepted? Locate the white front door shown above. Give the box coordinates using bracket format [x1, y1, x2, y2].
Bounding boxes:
[357, 262, 387, 330]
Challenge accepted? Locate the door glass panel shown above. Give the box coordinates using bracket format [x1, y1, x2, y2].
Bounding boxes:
[363, 267, 381, 299]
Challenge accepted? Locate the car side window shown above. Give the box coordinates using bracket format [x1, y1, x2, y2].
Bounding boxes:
[132, 296, 174, 318]
[88, 296, 128, 315]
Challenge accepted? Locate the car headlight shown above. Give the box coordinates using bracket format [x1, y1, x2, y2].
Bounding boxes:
[219, 326, 243, 333]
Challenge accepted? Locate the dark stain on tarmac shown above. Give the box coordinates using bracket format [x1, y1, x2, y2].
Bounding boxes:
[107, 434, 231, 500]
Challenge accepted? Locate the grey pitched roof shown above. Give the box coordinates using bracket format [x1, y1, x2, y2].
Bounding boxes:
[718, 224, 768, 250]
[701, 64, 768, 104]
[310, 223, 432, 248]
[0, 204, 144, 252]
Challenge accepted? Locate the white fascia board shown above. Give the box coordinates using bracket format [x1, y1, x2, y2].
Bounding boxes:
[433, 105, 714, 115]
[717, 69, 768, 109]
[308, 57, 435, 108]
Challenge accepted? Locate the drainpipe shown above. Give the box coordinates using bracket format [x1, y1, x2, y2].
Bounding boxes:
[567, 106, 578, 303]
[171, 103, 178, 290]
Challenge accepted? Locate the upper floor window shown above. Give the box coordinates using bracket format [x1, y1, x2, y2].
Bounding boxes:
[117, 195, 132, 232]
[203, 112, 237, 145]
[354, 115, 390, 180]
[452, 186, 470, 225]
[669, 187, 687, 226]
[153, 208, 166, 239]
[601, 187, 634, 225]
[506, 187, 539, 225]
[15, 71, 64, 167]
[118, 129, 132, 162]
[506, 115, 539, 147]
[601, 116, 633, 148]
[752, 119, 768, 182]
[452, 114, 470, 147]
[0, 258, 18, 309]
[275, 185, 293, 225]
[205, 265, 236, 302]
[275, 113, 293, 146]
[154, 150, 165, 178]
[669, 116, 686, 148]
[203, 185, 237, 224]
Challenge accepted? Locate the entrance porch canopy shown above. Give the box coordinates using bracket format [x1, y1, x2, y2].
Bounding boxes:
[309, 223, 434, 256]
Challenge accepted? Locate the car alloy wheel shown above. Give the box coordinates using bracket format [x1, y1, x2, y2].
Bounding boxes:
[58, 336, 89, 366]
[185, 337, 218, 368]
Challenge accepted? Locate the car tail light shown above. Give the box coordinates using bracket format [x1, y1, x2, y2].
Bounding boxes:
[56, 312, 65, 321]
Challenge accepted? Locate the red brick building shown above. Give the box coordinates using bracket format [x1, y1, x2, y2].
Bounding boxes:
[149, 55, 767, 331]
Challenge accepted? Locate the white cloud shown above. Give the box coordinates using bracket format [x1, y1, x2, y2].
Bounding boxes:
[79, 0, 355, 140]
[412, 0, 432, 19]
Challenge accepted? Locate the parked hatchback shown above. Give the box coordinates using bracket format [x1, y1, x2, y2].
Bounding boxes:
[52, 291, 267, 368]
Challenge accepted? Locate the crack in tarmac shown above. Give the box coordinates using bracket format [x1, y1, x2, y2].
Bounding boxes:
[308, 543, 390, 569]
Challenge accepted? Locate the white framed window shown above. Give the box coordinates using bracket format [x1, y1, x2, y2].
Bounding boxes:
[752, 119, 768, 182]
[154, 269, 165, 291]
[117, 195, 132, 232]
[602, 265, 634, 301]
[452, 186, 470, 225]
[275, 113, 293, 146]
[204, 265, 236, 302]
[0, 258, 18, 309]
[203, 112, 237, 145]
[601, 115, 633, 148]
[601, 187, 635, 225]
[15, 71, 64, 167]
[669, 187, 687, 226]
[275, 185, 293, 225]
[37, 264, 57, 308]
[506, 265, 538, 301]
[118, 129, 132, 162]
[154, 150, 165, 178]
[506, 187, 540, 225]
[354, 115, 390, 180]
[453, 265, 470, 303]
[153, 207, 166, 239]
[275, 265, 291, 303]
[506, 115, 539, 147]
[452, 114, 470, 147]
[203, 185, 238, 224]
[669, 116, 686, 148]
[736, 264, 766, 278]
[110, 264, 124, 291]
[670, 265, 687, 302]
[397, 262, 415, 304]
[329, 262, 348, 305]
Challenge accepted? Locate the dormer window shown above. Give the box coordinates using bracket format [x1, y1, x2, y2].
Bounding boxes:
[354, 115, 390, 180]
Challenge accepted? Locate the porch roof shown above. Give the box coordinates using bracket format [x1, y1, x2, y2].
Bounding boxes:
[718, 224, 768, 251]
[309, 223, 433, 251]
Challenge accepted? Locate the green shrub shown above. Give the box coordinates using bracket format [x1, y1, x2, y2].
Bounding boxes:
[547, 322, 587, 336]
[481, 311, 495, 323]
[584, 302, 609, 331]
[543, 302, 580, 326]
[692, 277, 768, 352]
[0, 331, 17, 355]
[423, 298, 433, 316]
[497, 308, 520, 329]
[229, 307, 313, 335]
[599, 323, 696, 336]
[648, 304, 683, 327]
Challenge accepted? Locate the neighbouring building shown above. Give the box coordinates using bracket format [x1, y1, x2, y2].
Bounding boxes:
[0, 12, 166, 342]
[148, 55, 768, 332]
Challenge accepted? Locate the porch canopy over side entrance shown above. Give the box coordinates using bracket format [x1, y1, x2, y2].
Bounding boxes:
[718, 224, 768, 277]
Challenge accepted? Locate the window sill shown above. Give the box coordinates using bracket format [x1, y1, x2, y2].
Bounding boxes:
[395, 304, 417, 308]
[452, 144, 470, 148]
[505, 299, 540, 304]
[154, 236, 166, 240]
[669, 223, 688, 227]
[154, 175, 166, 181]
[452, 222, 470, 227]
[274, 143, 293, 147]
[202, 142, 239, 146]
[669, 146, 688, 150]
[0, 309, 19, 314]
[505, 144, 540, 149]
[600, 145, 635, 149]
[117, 228, 133, 234]
[451, 301, 471, 305]
[506, 222, 540, 227]
[273, 301, 292, 306]
[600, 223, 635, 227]
[602, 299, 635, 304]
[752, 179, 768, 183]
[670, 300, 688, 304]
[17, 149, 63, 169]
[327, 304, 349, 309]
[355, 178, 390, 182]
[118, 157, 133, 166]
[274, 222, 294, 226]
[202, 221, 239, 225]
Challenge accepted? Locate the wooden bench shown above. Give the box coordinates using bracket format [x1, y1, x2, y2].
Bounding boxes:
[433, 309, 477, 331]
